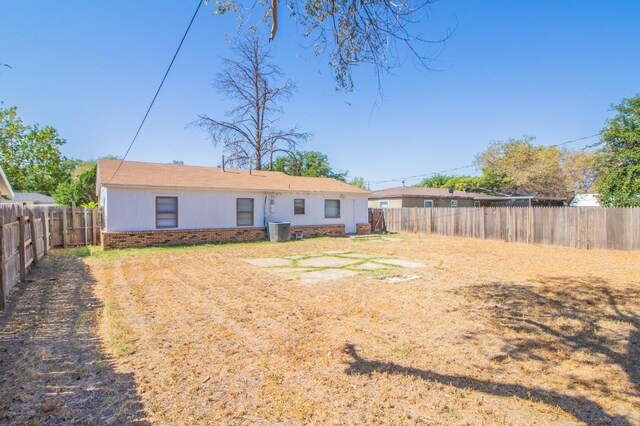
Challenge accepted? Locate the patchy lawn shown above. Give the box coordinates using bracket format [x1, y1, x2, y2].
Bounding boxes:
[82, 234, 640, 424]
[0, 250, 146, 425]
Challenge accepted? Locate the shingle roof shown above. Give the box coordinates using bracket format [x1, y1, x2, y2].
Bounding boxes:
[97, 159, 369, 195]
[369, 186, 494, 199]
[10, 192, 55, 203]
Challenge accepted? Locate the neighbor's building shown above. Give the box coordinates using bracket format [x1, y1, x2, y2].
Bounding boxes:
[368, 187, 496, 209]
[569, 193, 601, 207]
[369, 186, 568, 208]
[0, 165, 14, 199]
[96, 159, 371, 249]
[0, 192, 55, 206]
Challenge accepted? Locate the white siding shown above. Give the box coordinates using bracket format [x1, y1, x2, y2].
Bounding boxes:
[103, 186, 368, 233]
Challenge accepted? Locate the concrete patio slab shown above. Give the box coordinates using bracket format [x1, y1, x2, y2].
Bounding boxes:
[297, 257, 359, 268]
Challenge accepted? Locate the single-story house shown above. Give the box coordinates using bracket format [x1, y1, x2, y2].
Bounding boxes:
[96, 159, 371, 249]
[0, 192, 55, 206]
[0, 165, 14, 199]
[369, 186, 569, 208]
[368, 187, 497, 208]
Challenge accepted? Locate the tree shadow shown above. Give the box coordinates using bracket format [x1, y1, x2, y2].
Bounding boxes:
[0, 251, 148, 425]
[465, 276, 640, 398]
[343, 343, 629, 425]
[342, 275, 640, 424]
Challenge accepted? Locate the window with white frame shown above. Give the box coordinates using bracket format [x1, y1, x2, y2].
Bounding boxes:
[379, 200, 389, 209]
[236, 198, 254, 226]
[294, 199, 305, 215]
[325, 199, 340, 218]
[450, 200, 458, 208]
[156, 197, 178, 228]
[423, 200, 434, 208]
[474, 201, 481, 207]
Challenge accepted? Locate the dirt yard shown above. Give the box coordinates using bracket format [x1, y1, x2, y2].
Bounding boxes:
[1, 234, 639, 425]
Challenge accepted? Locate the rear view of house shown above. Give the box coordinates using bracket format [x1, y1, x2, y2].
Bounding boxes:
[96, 159, 371, 248]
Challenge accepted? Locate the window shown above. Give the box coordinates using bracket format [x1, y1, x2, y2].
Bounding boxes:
[450, 200, 458, 208]
[423, 200, 434, 208]
[379, 200, 389, 209]
[325, 199, 340, 218]
[474, 201, 481, 207]
[294, 199, 305, 215]
[156, 197, 178, 228]
[237, 198, 254, 226]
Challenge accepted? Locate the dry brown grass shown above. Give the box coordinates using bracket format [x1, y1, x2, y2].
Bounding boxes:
[86, 234, 640, 425]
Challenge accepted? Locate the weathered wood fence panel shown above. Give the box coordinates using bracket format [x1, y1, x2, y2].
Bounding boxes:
[0, 204, 103, 309]
[372, 207, 640, 251]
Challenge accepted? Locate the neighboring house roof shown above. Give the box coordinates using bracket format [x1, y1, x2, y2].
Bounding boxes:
[6, 192, 55, 204]
[369, 186, 492, 200]
[569, 194, 601, 207]
[97, 159, 369, 195]
[0, 164, 14, 198]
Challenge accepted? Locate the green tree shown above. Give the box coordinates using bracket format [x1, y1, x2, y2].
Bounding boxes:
[594, 94, 640, 206]
[348, 176, 369, 190]
[270, 151, 347, 181]
[0, 105, 70, 194]
[415, 174, 497, 193]
[53, 162, 98, 206]
[475, 137, 596, 197]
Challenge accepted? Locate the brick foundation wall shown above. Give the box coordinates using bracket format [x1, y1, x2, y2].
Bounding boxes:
[291, 224, 345, 238]
[102, 227, 267, 249]
[356, 223, 372, 235]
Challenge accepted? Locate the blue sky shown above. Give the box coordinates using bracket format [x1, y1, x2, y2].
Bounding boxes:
[1, 1, 639, 188]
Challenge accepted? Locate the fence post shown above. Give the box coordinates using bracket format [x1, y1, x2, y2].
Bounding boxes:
[42, 208, 49, 255]
[92, 208, 98, 244]
[62, 208, 68, 248]
[0, 217, 5, 311]
[28, 210, 38, 265]
[18, 216, 27, 281]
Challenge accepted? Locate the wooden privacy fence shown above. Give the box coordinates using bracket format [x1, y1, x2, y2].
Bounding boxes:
[372, 207, 640, 251]
[0, 204, 102, 309]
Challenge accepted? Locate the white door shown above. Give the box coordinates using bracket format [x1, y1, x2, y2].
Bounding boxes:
[345, 199, 356, 234]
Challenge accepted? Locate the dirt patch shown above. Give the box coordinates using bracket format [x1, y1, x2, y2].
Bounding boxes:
[0, 251, 147, 425]
[299, 269, 359, 284]
[375, 258, 424, 268]
[243, 258, 292, 267]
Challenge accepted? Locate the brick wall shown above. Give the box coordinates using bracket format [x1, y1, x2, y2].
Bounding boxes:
[102, 224, 350, 249]
[356, 223, 372, 235]
[102, 227, 266, 249]
[291, 224, 345, 238]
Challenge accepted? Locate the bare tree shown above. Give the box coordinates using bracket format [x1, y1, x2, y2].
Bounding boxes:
[208, 0, 453, 91]
[195, 35, 308, 170]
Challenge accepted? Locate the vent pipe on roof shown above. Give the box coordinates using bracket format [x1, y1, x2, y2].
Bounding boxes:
[221, 155, 225, 172]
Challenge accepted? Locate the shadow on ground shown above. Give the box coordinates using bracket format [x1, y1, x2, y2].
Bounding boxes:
[0, 251, 147, 424]
[343, 275, 639, 425]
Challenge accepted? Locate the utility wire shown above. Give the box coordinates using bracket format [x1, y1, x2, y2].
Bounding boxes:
[108, 0, 203, 182]
[367, 133, 600, 186]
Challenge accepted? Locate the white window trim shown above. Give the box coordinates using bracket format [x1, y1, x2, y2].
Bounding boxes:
[423, 200, 434, 208]
[450, 200, 458, 208]
[378, 200, 389, 208]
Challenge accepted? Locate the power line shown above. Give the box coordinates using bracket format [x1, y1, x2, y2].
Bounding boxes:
[367, 133, 600, 187]
[108, 0, 203, 182]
